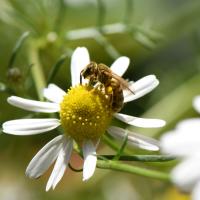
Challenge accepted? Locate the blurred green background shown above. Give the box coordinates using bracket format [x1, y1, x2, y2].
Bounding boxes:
[1, 0, 200, 199]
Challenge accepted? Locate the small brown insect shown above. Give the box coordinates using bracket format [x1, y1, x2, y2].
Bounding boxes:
[80, 62, 134, 112]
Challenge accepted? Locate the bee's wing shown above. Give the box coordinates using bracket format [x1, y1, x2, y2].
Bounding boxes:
[107, 126, 160, 151]
[111, 72, 135, 94]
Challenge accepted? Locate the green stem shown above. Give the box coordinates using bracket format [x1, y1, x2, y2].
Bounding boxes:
[94, 31, 121, 59]
[113, 132, 129, 160]
[124, 0, 134, 25]
[102, 134, 133, 155]
[68, 163, 83, 172]
[96, 0, 106, 31]
[97, 160, 170, 181]
[98, 155, 176, 162]
[28, 42, 46, 100]
[65, 23, 163, 43]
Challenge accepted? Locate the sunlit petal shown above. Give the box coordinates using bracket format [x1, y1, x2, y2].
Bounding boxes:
[71, 47, 90, 86]
[110, 56, 130, 76]
[124, 75, 159, 102]
[3, 118, 60, 135]
[82, 140, 97, 181]
[107, 126, 159, 151]
[46, 137, 73, 191]
[43, 84, 66, 104]
[8, 96, 60, 113]
[114, 113, 166, 128]
[26, 135, 64, 179]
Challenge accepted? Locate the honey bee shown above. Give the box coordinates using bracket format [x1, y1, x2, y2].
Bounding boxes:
[80, 62, 134, 112]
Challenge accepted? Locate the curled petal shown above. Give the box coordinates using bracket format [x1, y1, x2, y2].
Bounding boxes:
[3, 118, 60, 135]
[82, 140, 97, 181]
[124, 75, 159, 103]
[46, 137, 73, 191]
[114, 113, 166, 128]
[107, 126, 160, 151]
[26, 135, 64, 179]
[43, 84, 66, 104]
[110, 56, 130, 76]
[8, 96, 60, 113]
[71, 47, 90, 86]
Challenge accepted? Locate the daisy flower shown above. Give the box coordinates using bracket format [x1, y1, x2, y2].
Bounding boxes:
[2, 47, 165, 191]
[160, 96, 200, 200]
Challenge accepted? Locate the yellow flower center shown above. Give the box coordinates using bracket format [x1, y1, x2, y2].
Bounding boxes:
[60, 85, 113, 142]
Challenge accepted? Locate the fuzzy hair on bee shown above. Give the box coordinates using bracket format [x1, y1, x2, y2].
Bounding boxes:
[80, 62, 134, 113]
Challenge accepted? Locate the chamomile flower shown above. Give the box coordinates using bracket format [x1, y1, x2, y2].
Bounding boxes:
[2, 47, 165, 191]
[160, 95, 200, 200]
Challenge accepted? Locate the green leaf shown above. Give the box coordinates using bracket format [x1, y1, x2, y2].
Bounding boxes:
[113, 131, 129, 160]
[8, 31, 30, 69]
[47, 53, 68, 85]
[97, 160, 170, 181]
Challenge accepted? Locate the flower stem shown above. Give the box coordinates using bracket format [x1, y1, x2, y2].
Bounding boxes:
[102, 134, 133, 155]
[98, 155, 176, 162]
[97, 160, 170, 181]
[28, 42, 46, 100]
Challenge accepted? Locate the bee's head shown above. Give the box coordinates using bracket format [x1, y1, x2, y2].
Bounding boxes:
[81, 62, 97, 79]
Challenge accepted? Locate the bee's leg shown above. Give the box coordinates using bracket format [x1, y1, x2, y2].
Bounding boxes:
[107, 91, 114, 110]
[110, 93, 113, 108]
[88, 76, 97, 87]
[99, 83, 104, 91]
[94, 82, 103, 91]
[80, 74, 83, 85]
[105, 86, 113, 107]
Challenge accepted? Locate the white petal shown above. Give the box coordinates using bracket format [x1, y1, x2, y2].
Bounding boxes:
[124, 75, 159, 103]
[176, 118, 200, 133]
[26, 135, 64, 179]
[107, 126, 159, 151]
[114, 113, 166, 128]
[110, 56, 130, 76]
[46, 137, 73, 191]
[8, 96, 60, 113]
[160, 129, 200, 157]
[193, 96, 200, 114]
[43, 84, 66, 104]
[82, 140, 97, 181]
[171, 156, 200, 192]
[2, 118, 60, 135]
[192, 181, 200, 200]
[71, 47, 90, 86]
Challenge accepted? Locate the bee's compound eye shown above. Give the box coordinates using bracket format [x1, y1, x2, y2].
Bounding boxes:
[86, 67, 92, 74]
